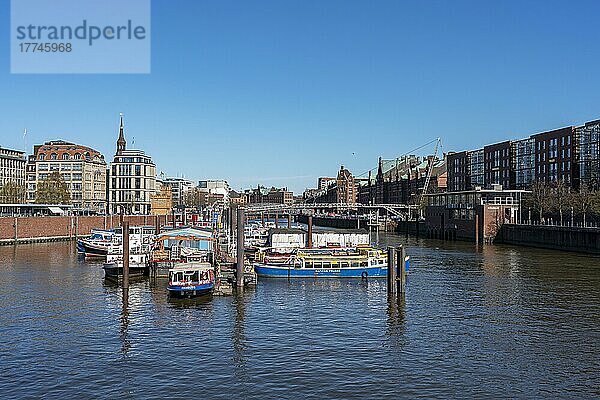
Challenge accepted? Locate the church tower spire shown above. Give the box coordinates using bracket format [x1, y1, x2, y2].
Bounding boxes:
[116, 112, 126, 155]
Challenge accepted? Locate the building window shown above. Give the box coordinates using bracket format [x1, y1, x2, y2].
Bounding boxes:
[62, 153, 69, 160]
[74, 153, 81, 160]
[39, 154, 45, 160]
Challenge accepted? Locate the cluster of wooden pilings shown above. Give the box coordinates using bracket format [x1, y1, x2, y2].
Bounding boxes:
[386, 246, 406, 295]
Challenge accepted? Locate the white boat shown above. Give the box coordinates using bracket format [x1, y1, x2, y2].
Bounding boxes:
[78, 225, 156, 258]
[103, 253, 149, 280]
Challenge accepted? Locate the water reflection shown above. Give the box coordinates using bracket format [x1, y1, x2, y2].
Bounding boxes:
[232, 291, 247, 367]
[167, 294, 214, 309]
[120, 287, 131, 358]
[385, 293, 406, 347]
[1, 239, 600, 398]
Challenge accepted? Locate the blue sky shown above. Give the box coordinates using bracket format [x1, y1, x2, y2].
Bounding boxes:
[1, 0, 600, 193]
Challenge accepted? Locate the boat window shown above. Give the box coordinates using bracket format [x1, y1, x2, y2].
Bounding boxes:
[360, 261, 368, 267]
[305, 262, 313, 268]
[351, 262, 359, 268]
[341, 262, 349, 268]
[379, 259, 384, 265]
[314, 262, 321, 269]
[322, 262, 331, 268]
[190, 271, 199, 282]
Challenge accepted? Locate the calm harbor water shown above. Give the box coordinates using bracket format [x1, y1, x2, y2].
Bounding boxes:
[1, 235, 599, 399]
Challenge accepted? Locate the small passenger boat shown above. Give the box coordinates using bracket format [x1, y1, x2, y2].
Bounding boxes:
[167, 262, 215, 297]
[253, 246, 388, 278]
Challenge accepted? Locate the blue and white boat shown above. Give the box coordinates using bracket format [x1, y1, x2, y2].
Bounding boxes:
[254, 247, 388, 278]
[168, 262, 215, 297]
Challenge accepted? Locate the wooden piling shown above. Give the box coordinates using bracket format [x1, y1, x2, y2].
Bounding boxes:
[155, 215, 160, 235]
[307, 215, 313, 248]
[122, 220, 130, 290]
[387, 247, 397, 294]
[475, 214, 479, 246]
[261, 212, 265, 227]
[397, 245, 406, 294]
[236, 207, 245, 288]
[287, 214, 292, 228]
[376, 209, 380, 244]
[275, 212, 278, 228]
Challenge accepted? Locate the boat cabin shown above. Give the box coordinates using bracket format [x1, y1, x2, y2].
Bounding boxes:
[168, 262, 214, 286]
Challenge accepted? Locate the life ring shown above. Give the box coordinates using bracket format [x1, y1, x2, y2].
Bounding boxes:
[361, 271, 368, 279]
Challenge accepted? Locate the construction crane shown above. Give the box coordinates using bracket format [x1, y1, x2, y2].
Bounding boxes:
[419, 137, 442, 217]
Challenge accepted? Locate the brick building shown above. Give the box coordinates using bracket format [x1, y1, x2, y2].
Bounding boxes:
[27, 140, 107, 213]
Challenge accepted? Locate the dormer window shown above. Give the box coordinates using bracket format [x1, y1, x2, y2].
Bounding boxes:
[39, 154, 46, 160]
[50, 153, 57, 160]
[74, 153, 81, 160]
[62, 153, 69, 160]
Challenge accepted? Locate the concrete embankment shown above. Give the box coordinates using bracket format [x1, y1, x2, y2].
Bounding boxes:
[395, 220, 426, 236]
[495, 224, 600, 254]
[0, 215, 172, 245]
[296, 214, 361, 229]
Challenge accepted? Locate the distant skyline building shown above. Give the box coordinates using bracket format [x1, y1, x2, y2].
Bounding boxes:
[198, 179, 231, 205]
[162, 177, 194, 205]
[26, 140, 106, 212]
[317, 177, 335, 191]
[108, 114, 156, 214]
[336, 165, 357, 204]
[0, 146, 26, 191]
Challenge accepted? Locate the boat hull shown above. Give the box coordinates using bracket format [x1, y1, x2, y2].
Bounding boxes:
[103, 263, 149, 280]
[167, 283, 214, 297]
[254, 264, 387, 278]
[78, 240, 113, 257]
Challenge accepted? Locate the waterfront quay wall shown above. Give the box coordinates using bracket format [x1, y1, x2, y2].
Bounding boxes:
[296, 214, 361, 229]
[495, 224, 600, 254]
[395, 220, 426, 236]
[0, 215, 172, 245]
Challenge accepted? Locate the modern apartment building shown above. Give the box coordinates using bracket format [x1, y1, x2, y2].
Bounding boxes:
[108, 114, 156, 214]
[446, 119, 595, 193]
[447, 151, 469, 192]
[532, 127, 576, 187]
[26, 140, 106, 212]
[576, 119, 600, 189]
[484, 140, 513, 189]
[512, 138, 536, 189]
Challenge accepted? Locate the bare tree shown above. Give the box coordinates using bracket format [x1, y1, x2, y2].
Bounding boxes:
[573, 184, 593, 227]
[529, 180, 549, 223]
[550, 179, 570, 226]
